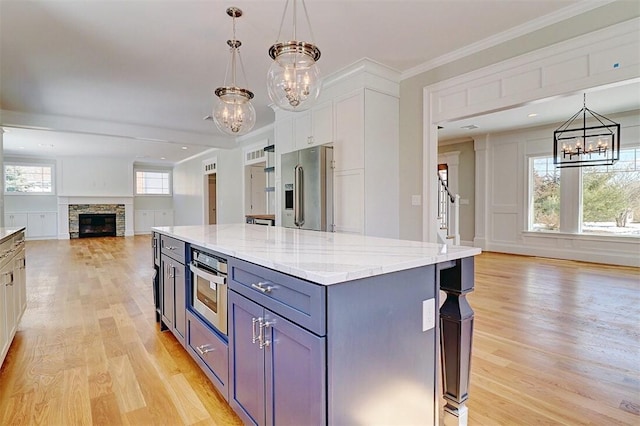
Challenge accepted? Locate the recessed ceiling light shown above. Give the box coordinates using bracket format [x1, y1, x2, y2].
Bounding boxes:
[528, 113, 538, 117]
[461, 124, 478, 130]
[181, 146, 188, 150]
[160, 157, 166, 160]
[18, 146, 25, 150]
[38, 143, 54, 148]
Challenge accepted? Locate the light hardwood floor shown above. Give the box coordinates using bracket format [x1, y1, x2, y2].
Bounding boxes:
[0, 236, 638, 425]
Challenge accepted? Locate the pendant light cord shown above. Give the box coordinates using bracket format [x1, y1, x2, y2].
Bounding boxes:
[274, 0, 316, 44]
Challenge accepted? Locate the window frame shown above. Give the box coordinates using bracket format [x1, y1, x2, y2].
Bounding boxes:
[3, 162, 56, 195]
[134, 169, 172, 196]
[527, 154, 561, 233]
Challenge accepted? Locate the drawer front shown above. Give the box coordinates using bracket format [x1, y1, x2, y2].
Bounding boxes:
[187, 312, 229, 394]
[229, 258, 326, 336]
[160, 234, 185, 263]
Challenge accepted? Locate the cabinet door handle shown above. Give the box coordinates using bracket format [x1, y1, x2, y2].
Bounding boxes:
[252, 317, 260, 344]
[196, 344, 214, 356]
[259, 319, 271, 350]
[169, 264, 175, 279]
[251, 282, 273, 293]
[4, 271, 14, 286]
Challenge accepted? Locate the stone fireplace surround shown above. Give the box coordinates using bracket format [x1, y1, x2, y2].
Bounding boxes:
[70, 205, 124, 238]
[57, 197, 134, 239]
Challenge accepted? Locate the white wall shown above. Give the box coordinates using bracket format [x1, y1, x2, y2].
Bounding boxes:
[476, 110, 640, 267]
[173, 127, 274, 226]
[58, 156, 133, 196]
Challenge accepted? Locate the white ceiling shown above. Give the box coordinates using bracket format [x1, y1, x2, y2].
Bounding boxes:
[2, 0, 631, 164]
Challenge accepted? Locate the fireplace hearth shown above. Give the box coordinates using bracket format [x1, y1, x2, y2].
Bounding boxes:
[79, 213, 116, 238]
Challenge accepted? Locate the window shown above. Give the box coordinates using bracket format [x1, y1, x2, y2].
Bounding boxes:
[4, 163, 54, 194]
[582, 147, 640, 235]
[135, 170, 171, 195]
[530, 156, 560, 231]
[528, 147, 640, 237]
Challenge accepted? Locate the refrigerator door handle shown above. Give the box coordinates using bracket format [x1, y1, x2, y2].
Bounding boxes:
[294, 165, 304, 227]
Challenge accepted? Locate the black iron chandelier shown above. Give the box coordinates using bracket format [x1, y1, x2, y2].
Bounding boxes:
[553, 94, 620, 168]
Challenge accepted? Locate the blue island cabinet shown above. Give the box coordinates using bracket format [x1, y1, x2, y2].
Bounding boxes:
[229, 290, 326, 426]
[159, 234, 186, 346]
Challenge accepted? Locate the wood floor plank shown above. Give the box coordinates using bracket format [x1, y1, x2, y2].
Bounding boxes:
[166, 373, 212, 425]
[90, 393, 125, 425]
[1, 237, 637, 425]
[107, 355, 147, 413]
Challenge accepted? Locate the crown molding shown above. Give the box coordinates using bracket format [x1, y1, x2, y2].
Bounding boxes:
[402, 0, 619, 80]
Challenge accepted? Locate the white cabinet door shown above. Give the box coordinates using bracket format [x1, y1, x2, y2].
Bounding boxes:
[1, 261, 16, 346]
[4, 213, 28, 229]
[26, 213, 45, 238]
[0, 272, 7, 365]
[334, 169, 365, 234]
[154, 210, 174, 227]
[311, 100, 333, 146]
[42, 213, 57, 236]
[293, 111, 312, 150]
[14, 248, 26, 321]
[334, 91, 364, 172]
[26, 212, 57, 238]
[275, 115, 294, 155]
[135, 210, 154, 234]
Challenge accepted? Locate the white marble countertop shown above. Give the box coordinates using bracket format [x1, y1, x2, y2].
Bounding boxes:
[0, 227, 26, 243]
[153, 224, 481, 285]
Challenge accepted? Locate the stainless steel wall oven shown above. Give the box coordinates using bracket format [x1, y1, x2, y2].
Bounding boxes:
[189, 247, 228, 335]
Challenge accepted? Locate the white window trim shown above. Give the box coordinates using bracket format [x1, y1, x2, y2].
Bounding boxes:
[134, 168, 173, 196]
[4, 161, 56, 195]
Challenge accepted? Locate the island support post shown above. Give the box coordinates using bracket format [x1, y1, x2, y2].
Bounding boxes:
[438, 257, 475, 426]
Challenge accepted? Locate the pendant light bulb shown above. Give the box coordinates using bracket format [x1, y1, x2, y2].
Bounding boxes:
[267, 0, 321, 112]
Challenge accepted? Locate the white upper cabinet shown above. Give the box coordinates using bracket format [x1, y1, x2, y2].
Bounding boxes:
[275, 115, 294, 155]
[278, 100, 335, 153]
[311, 100, 334, 147]
[334, 91, 365, 172]
[293, 111, 312, 150]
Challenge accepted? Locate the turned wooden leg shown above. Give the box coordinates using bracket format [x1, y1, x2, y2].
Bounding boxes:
[438, 257, 475, 426]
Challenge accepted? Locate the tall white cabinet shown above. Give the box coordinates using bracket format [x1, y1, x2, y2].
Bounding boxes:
[273, 60, 400, 238]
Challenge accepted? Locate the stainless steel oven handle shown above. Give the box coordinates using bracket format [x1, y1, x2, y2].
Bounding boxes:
[190, 262, 226, 285]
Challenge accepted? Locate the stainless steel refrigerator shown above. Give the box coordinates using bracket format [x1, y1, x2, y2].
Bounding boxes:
[281, 145, 333, 231]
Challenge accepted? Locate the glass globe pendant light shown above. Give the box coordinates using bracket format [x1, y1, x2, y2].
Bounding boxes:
[212, 7, 256, 136]
[267, 0, 321, 112]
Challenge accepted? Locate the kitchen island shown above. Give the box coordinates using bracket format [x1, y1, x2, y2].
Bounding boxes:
[153, 224, 480, 426]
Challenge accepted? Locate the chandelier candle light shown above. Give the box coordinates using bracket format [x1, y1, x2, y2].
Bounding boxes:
[212, 7, 256, 136]
[267, 0, 321, 111]
[553, 94, 620, 168]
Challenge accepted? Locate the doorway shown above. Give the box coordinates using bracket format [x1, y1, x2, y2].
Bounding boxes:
[208, 174, 217, 225]
[245, 164, 266, 215]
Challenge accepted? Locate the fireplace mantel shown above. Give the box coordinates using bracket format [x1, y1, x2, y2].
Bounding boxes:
[57, 196, 134, 239]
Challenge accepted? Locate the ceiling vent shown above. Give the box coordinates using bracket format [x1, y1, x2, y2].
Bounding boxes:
[461, 124, 479, 130]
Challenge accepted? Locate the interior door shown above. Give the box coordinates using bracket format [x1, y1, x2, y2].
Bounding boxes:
[208, 174, 217, 225]
[250, 165, 266, 214]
